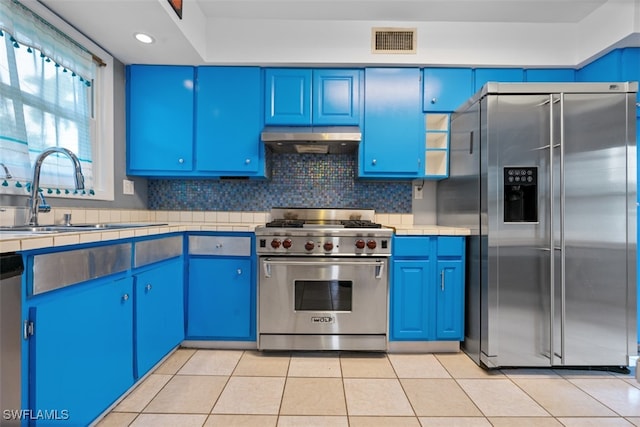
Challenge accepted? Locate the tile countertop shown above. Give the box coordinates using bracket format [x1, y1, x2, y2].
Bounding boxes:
[0, 221, 470, 252]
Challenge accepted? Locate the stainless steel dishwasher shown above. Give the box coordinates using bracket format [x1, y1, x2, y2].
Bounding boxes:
[0, 252, 24, 424]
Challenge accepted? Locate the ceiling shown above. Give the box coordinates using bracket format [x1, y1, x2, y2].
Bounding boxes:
[37, 0, 614, 65]
[198, 0, 607, 22]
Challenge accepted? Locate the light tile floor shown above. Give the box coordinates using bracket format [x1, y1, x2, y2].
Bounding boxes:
[97, 349, 640, 427]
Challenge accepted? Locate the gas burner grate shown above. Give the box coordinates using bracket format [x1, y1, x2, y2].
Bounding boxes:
[265, 219, 305, 228]
[341, 220, 382, 229]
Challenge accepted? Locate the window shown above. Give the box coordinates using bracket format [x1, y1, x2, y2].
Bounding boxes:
[0, 0, 114, 200]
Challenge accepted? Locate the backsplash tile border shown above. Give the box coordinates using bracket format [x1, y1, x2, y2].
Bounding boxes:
[0, 207, 414, 228]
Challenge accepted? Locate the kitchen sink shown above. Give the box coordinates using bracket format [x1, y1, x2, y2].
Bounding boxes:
[0, 223, 168, 234]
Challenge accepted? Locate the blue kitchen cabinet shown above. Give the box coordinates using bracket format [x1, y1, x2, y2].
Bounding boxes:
[423, 67, 474, 112]
[312, 69, 361, 125]
[188, 257, 254, 339]
[134, 258, 185, 378]
[186, 234, 255, 340]
[127, 65, 195, 175]
[620, 47, 640, 114]
[360, 68, 423, 178]
[392, 259, 432, 340]
[390, 235, 465, 341]
[264, 68, 312, 125]
[577, 50, 622, 82]
[29, 276, 134, 426]
[525, 69, 576, 82]
[474, 68, 525, 92]
[264, 68, 361, 125]
[196, 67, 266, 176]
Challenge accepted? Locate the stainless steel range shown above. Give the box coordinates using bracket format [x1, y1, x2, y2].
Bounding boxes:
[255, 208, 392, 351]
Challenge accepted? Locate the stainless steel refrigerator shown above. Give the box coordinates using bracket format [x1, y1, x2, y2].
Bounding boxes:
[437, 82, 637, 368]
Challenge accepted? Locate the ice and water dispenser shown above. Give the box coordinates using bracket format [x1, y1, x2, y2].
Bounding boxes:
[503, 167, 538, 222]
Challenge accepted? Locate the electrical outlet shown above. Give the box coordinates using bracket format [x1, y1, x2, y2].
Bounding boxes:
[123, 179, 135, 195]
[414, 185, 423, 200]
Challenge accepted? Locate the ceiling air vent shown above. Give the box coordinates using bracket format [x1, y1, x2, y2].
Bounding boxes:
[372, 27, 416, 54]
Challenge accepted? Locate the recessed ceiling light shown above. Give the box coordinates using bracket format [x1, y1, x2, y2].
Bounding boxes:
[134, 33, 155, 44]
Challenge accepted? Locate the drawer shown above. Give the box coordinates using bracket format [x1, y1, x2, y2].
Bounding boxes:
[188, 235, 251, 256]
[393, 236, 433, 258]
[135, 235, 183, 267]
[437, 236, 464, 257]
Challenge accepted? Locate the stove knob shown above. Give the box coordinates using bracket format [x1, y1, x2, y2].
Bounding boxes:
[323, 241, 334, 252]
[366, 240, 377, 250]
[282, 238, 292, 249]
[271, 239, 281, 249]
[355, 239, 366, 249]
[305, 241, 315, 251]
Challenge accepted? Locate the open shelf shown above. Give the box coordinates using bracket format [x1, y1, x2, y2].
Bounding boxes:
[425, 113, 449, 131]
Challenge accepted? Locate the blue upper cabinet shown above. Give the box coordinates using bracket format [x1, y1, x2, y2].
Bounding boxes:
[525, 69, 576, 82]
[577, 50, 622, 82]
[196, 67, 266, 176]
[265, 68, 361, 125]
[474, 68, 525, 92]
[127, 65, 195, 175]
[621, 47, 640, 114]
[313, 69, 361, 125]
[360, 68, 423, 178]
[265, 68, 312, 125]
[423, 68, 473, 112]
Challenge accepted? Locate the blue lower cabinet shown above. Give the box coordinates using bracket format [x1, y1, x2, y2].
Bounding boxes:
[435, 259, 464, 340]
[390, 236, 465, 342]
[135, 258, 185, 378]
[391, 260, 432, 340]
[29, 277, 134, 426]
[187, 257, 254, 340]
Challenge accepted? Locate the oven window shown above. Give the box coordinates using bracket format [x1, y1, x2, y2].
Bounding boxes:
[294, 280, 352, 311]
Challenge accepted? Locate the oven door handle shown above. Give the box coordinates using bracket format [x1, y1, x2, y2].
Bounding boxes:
[261, 259, 387, 279]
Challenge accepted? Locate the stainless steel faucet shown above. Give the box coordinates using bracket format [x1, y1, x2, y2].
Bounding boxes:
[0, 162, 12, 179]
[28, 147, 85, 226]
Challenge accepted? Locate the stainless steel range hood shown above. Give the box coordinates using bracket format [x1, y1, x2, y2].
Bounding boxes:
[261, 126, 361, 154]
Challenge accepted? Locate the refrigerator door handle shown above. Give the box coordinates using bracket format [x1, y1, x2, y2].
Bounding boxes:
[532, 145, 551, 151]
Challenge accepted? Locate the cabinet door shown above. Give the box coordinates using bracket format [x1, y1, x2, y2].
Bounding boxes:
[30, 277, 134, 426]
[187, 257, 254, 339]
[390, 260, 432, 340]
[435, 260, 464, 340]
[423, 68, 473, 112]
[577, 50, 622, 82]
[473, 68, 524, 92]
[196, 67, 264, 176]
[265, 69, 312, 125]
[620, 48, 640, 115]
[135, 259, 185, 377]
[361, 68, 423, 177]
[127, 65, 194, 174]
[525, 69, 575, 82]
[313, 69, 361, 125]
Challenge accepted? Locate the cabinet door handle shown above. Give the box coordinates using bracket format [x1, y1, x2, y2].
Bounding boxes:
[371, 159, 377, 165]
[178, 158, 184, 164]
[145, 284, 152, 292]
[237, 269, 242, 275]
[431, 97, 437, 104]
[440, 270, 445, 291]
[245, 158, 251, 164]
[122, 293, 129, 301]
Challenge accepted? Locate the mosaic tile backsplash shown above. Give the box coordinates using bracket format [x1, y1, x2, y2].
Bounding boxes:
[148, 153, 412, 213]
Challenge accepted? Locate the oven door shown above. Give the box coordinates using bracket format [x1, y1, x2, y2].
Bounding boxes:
[259, 257, 388, 335]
